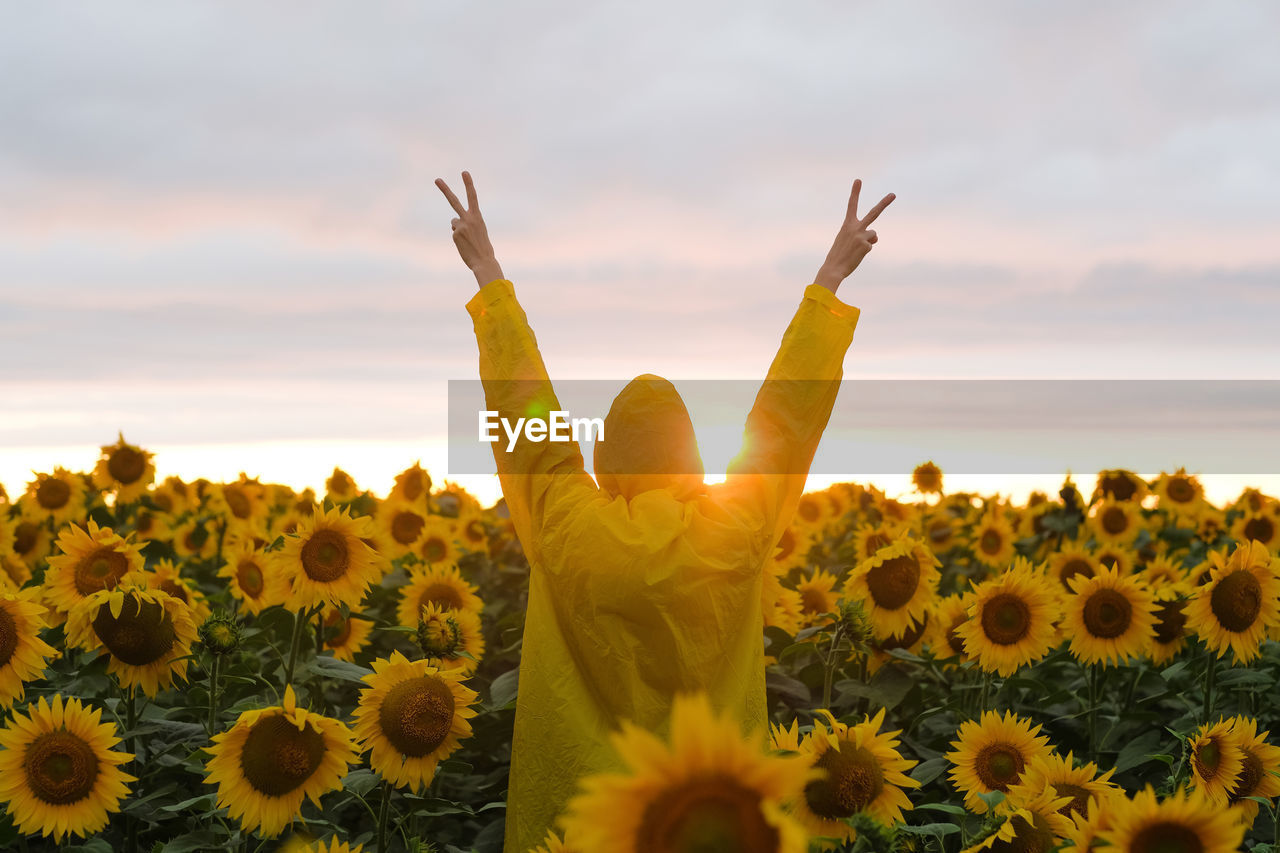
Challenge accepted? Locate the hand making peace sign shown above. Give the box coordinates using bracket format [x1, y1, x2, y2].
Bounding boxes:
[436, 171, 506, 287]
[815, 179, 896, 293]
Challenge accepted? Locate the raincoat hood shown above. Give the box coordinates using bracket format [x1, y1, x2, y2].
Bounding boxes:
[593, 375, 705, 501]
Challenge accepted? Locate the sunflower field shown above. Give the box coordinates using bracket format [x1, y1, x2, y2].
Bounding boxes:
[2, 437, 1280, 853]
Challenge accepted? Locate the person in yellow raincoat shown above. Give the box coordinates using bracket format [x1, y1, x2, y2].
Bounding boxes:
[436, 171, 893, 851]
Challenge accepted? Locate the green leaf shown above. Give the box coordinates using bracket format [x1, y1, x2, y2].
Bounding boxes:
[160, 794, 216, 813]
[487, 667, 520, 710]
[342, 768, 381, 796]
[914, 802, 967, 816]
[909, 757, 949, 786]
[1114, 730, 1166, 774]
[307, 655, 374, 684]
[162, 831, 225, 853]
[899, 822, 961, 836]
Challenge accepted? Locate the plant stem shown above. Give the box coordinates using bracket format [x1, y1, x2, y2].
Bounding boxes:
[1202, 649, 1219, 721]
[1086, 664, 1099, 757]
[124, 689, 139, 853]
[315, 606, 325, 657]
[377, 780, 393, 853]
[820, 624, 845, 710]
[207, 653, 221, 736]
[284, 608, 307, 687]
[979, 671, 992, 715]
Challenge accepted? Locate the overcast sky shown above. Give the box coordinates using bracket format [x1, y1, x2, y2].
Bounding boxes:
[2, 1, 1278, 497]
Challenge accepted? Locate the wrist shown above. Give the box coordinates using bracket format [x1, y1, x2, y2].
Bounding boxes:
[472, 260, 505, 288]
[813, 267, 844, 293]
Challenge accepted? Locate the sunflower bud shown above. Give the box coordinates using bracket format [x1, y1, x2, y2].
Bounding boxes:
[416, 607, 462, 658]
[198, 612, 242, 656]
[837, 597, 873, 654]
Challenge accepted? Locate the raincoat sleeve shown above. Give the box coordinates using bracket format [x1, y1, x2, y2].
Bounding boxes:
[721, 283, 860, 543]
[466, 279, 598, 558]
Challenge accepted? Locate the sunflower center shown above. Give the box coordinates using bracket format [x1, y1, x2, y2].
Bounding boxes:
[975, 744, 1024, 791]
[1129, 822, 1204, 853]
[419, 582, 464, 612]
[798, 499, 821, 523]
[864, 532, 891, 558]
[1193, 738, 1223, 778]
[224, 487, 252, 519]
[160, 579, 189, 604]
[1101, 474, 1137, 501]
[463, 520, 486, 544]
[636, 773, 779, 853]
[240, 715, 326, 796]
[979, 529, 1004, 555]
[1101, 507, 1128, 535]
[378, 676, 455, 757]
[946, 615, 968, 655]
[1165, 477, 1195, 504]
[36, 477, 72, 510]
[23, 730, 100, 805]
[1052, 782, 1092, 817]
[928, 521, 952, 545]
[981, 593, 1031, 645]
[1153, 598, 1188, 645]
[401, 470, 426, 501]
[92, 595, 177, 666]
[1082, 588, 1133, 639]
[875, 615, 928, 652]
[1210, 569, 1261, 632]
[774, 528, 796, 561]
[14, 522, 38, 555]
[390, 511, 426, 545]
[152, 493, 174, 512]
[237, 559, 265, 598]
[1243, 516, 1275, 544]
[301, 530, 351, 582]
[800, 587, 830, 616]
[0, 607, 17, 667]
[324, 611, 353, 648]
[107, 446, 147, 484]
[866, 554, 920, 610]
[1228, 749, 1264, 803]
[805, 742, 885, 819]
[421, 536, 448, 562]
[1058, 559, 1095, 590]
[74, 548, 130, 597]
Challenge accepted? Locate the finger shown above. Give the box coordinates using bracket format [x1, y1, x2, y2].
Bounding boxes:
[866, 230, 878, 244]
[451, 217, 461, 230]
[462, 171, 479, 211]
[845, 179, 863, 222]
[858, 192, 896, 230]
[435, 178, 467, 216]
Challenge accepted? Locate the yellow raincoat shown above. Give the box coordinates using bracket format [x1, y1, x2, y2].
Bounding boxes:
[466, 279, 859, 851]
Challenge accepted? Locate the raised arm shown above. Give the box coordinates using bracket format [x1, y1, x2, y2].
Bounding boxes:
[721, 179, 894, 538]
[436, 172, 596, 555]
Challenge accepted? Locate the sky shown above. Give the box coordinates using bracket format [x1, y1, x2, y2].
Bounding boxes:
[2, 1, 1278, 505]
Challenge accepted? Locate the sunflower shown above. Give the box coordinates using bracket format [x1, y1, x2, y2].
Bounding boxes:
[1060, 792, 1116, 853]
[1088, 500, 1142, 548]
[796, 569, 840, 625]
[208, 478, 270, 534]
[1092, 545, 1134, 576]
[0, 694, 134, 842]
[530, 830, 578, 853]
[280, 838, 365, 853]
[129, 506, 173, 545]
[1152, 468, 1205, 518]
[455, 512, 489, 553]
[321, 606, 373, 662]
[852, 522, 899, 563]
[373, 497, 429, 560]
[1006, 752, 1116, 821]
[23, 468, 86, 526]
[923, 512, 960, 554]
[927, 594, 974, 663]
[42, 520, 146, 616]
[0, 553, 31, 590]
[866, 613, 930, 675]
[1101, 786, 1243, 853]
[970, 511, 1017, 570]
[92, 433, 155, 503]
[11, 516, 52, 568]
[397, 564, 483, 627]
[1222, 716, 1280, 823]
[558, 692, 811, 853]
[1187, 718, 1244, 805]
[65, 586, 197, 697]
[433, 481, 482, 517]
[278, 506, 386, 611]
[1017, 502, 1057, 541]
[1233, 512, 1279, 553]
[148, 477, 191, 516]
[324, 467, 359, 504]
[956, 558, 1061, 677]
[1063, 566, 1156, 667]
[1149, 588, 1191, 666]
[171, 516, 217, 561]
[1093, 470, 1149, 503]
[912, 461, 943, 494]
[352, 650, 478, 792]
[1045, 548, 1098, 594]
[762, 565, 804, 636]
[1185, 539, 1280, 664]
[417, 516, 460, 566]
[947, 710, 1053, 814]
[205, 684, 358, 838]
[390, 462, 433, 506]
[961, 784, 1073, 853]
[1137, 554, 1188, 591]
[0, 592, 59, 708]
[794, 492, 832, 531]
[143, 558, 211, 624]
[771, 525, 813, 574]
[789, 708, 918, 841]
[219, 540, 287, 615]
[843, 535, 941, 637]
[416, 601, 484, 674]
